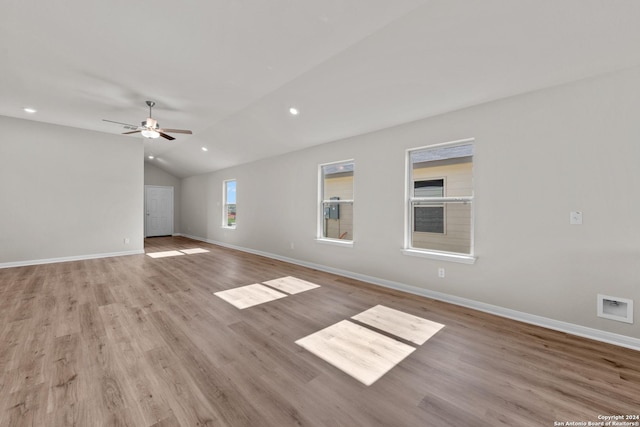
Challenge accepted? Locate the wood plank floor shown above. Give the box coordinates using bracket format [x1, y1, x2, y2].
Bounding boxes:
[1, 236, 638, 426]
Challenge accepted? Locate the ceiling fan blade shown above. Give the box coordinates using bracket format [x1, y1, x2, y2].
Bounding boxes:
[158, 128, 193, 134]
[122, 130, 142, 135]
[103, 119, 138, 128]
[158, 132, 175, 141]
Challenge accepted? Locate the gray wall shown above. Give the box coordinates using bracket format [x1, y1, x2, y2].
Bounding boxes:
[144, 162, 181, 234]
[180, 66, 640, 340]
[0, 116, 144, 264]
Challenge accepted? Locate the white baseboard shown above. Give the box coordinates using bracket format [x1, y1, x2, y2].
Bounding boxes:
[0, 249, 145, 269]
[181, 233, 640, 352]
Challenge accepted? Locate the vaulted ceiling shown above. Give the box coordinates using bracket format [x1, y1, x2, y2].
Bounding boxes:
[3, 0, 640, 178]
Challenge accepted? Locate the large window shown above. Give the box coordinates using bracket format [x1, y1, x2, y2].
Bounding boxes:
[222, 179, 236, 228]
[319, 160, 354, 243]
[406, 140, 474, 261]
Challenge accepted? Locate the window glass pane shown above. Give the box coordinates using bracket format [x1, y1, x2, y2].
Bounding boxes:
[223, 179, 236, 228]
[412, 201, 471, 254]
[320, 161, 354, 241]
[322, 201, 353, 240]
[225, 181, 236, 204]
[322, 165, 354, 201]
[226, 204, 236, 227]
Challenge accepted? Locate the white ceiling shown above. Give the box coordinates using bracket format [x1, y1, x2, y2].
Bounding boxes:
[3, 0, 640, 178]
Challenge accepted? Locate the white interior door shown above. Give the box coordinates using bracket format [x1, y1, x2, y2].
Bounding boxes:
[145, 185, 174, 237]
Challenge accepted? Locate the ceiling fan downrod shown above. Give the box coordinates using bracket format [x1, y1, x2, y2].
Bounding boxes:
[146, 100, 155, 118]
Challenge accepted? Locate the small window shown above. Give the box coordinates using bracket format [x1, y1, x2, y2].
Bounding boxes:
[414, 179, 444, 197]
[319, 161, 354, 242]
[406, 141, 474, 257]
[414, 206, 444, 233]
[222, 179, 236, 228]
[414, 179, 445, 233]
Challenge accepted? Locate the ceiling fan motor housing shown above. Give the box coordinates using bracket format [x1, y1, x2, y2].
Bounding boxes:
[144, 118, 158, 129]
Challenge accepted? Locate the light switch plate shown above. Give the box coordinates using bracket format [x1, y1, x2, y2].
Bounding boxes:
[570, 211, 582, 225]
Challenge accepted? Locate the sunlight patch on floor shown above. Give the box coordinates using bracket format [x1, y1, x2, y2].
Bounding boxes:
[180, 248, 210, 254]
[263, 276, 321, 294]
[296, 320, 416, 386]
[352, 305, 445, 345]
[214, 284, 288, 309]
[297, 305, 445, 385]
[146, 248, 210, 258]
[146, 250, 185, 258]
[215, 277, 321, 309]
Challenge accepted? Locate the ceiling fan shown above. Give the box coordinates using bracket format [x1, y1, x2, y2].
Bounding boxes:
[103, 101, 192, 141]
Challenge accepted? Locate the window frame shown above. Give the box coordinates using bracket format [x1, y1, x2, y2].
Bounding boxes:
[222, 179, 237, 229]
[403, 139, 476, 264]
[317, 159, 355, 246]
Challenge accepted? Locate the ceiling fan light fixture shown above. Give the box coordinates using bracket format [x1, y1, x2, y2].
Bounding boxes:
[141, 129, 160, 139]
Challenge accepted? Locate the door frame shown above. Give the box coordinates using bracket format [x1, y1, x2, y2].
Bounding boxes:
[144, 185, 174, 237]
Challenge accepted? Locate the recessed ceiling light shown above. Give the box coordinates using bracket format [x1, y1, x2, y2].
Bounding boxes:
[148, 155, 154, 159]
[23, 107, 37, 113]
[289, 107, 299, 116]
[201, 147, 208, 152]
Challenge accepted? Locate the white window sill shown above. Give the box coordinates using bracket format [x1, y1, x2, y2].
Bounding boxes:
[221, 226, 236, 230]
[315, 238, 354, 248]
[402, 248, 476, 264]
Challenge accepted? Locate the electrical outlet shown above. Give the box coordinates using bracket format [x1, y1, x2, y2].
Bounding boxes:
[438, 268, 445, 278]
[290, 242, 295, 250]
[124, 237, 130, 244]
